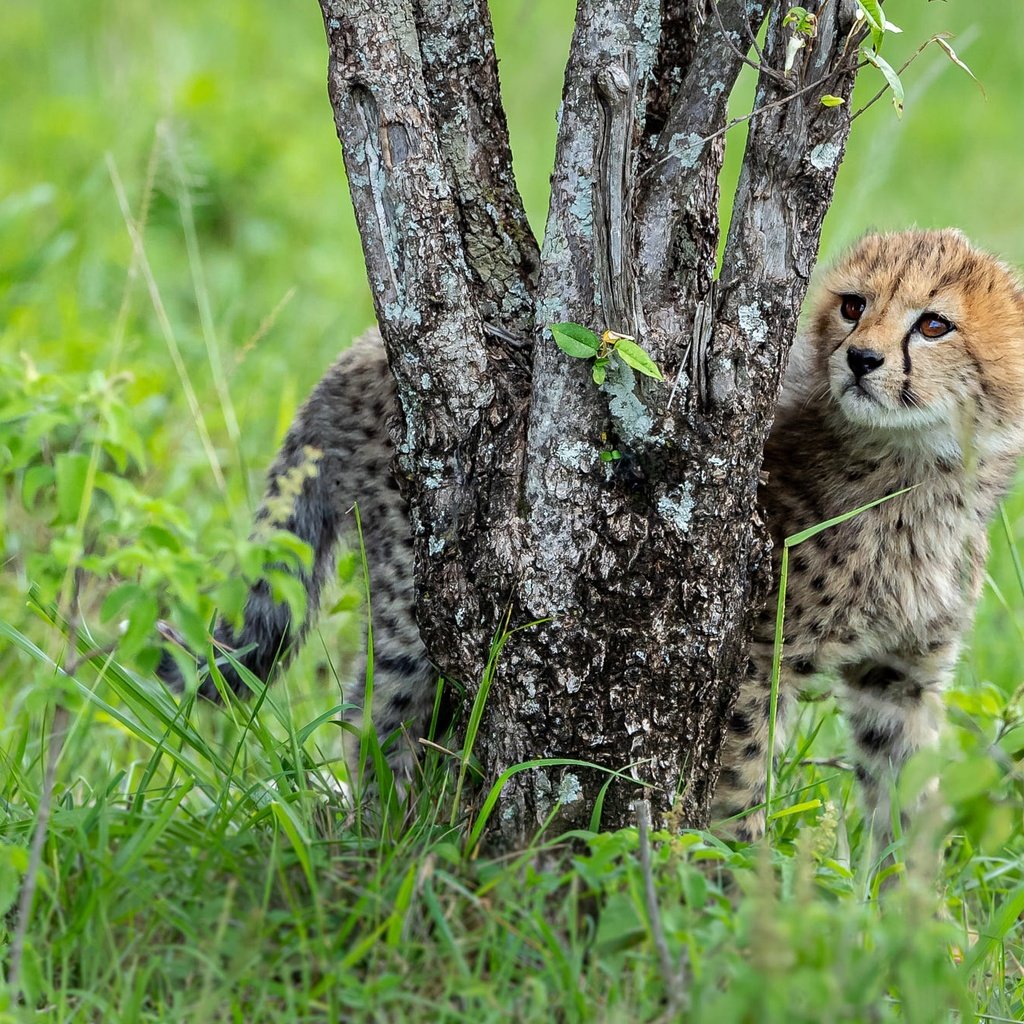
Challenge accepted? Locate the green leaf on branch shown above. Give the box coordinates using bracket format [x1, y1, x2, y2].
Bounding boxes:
[782, 7, 816, 36]
[550, 322, 601, 358]
[862, 48, 904, 118]
[614, 339, 664, 381]
[820, 94, 845, 108]
[782, 7, 808, 29]
[855, 0, 886, 50]
[547, 322, 663, 385]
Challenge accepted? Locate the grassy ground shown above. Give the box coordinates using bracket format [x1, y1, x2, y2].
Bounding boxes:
[3, 2, 1024, 1020]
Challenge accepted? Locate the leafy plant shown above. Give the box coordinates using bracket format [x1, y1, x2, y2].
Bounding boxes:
[782, 6, 817, 76]
[549, 323, 664, 386]
[0, 356, 322, 676]
[849, 6, 982, 121]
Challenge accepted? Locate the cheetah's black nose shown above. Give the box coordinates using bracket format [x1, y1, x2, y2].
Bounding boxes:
[847, 346, 885, 379]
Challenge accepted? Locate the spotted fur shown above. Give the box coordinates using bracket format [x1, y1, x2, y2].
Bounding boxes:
[158, 230, 1024, 830]
[713, 228, 1024, 840]
[156, 332, 434, 777]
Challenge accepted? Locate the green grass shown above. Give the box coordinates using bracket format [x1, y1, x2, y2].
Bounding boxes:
[3, 2, 1024, 1021]
[2, 603, 1022, 1022]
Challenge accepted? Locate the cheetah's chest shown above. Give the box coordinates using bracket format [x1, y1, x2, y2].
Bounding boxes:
[777, 482, 984, 666]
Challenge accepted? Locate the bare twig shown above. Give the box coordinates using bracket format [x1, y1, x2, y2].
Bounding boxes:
[850, 33, 960, 122]
[734, 0, 772, 63]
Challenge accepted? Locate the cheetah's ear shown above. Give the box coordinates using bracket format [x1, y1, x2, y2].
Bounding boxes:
[836, 228, 883, 260]
[983, 252, 1024, 309]
[939, 226, 969, 244]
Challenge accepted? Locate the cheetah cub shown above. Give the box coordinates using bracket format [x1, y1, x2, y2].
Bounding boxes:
[712, 228, 1024, 840]
[157, 230, 1024, 838]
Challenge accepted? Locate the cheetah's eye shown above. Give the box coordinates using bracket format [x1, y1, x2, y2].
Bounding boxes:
[917, 313, 954, 339]
[839, 294, 866, 323]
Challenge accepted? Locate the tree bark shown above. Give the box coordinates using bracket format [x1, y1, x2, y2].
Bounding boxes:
[318, 0, 864, 846]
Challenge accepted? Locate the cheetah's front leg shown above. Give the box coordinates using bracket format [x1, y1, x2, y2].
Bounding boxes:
[841, 644, 957, 838]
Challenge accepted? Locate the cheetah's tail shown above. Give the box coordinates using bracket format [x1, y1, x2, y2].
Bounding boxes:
[155, 368, 351, 701]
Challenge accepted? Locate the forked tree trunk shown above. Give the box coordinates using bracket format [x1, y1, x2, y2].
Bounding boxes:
[318, 0, 863, 846]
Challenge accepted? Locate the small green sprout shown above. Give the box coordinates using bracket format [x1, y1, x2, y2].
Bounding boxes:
[782, 7, 816, 76]
[549, 323, 664, 384]
[782, 7, 817, 37]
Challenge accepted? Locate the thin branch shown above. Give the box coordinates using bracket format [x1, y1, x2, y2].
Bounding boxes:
[740, 6, 768, 65]
[850, 33, 953, 122]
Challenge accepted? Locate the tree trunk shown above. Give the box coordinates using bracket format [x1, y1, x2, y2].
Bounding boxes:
[318, 0, 864, 846]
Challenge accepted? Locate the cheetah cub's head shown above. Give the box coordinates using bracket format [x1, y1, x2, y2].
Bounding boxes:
[808, 229, 1024, 454]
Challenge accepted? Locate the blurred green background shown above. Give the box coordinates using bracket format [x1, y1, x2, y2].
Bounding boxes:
[2, 1, 1023, 687]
